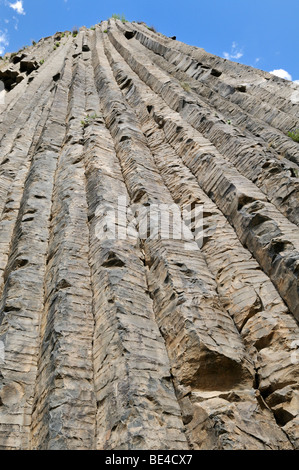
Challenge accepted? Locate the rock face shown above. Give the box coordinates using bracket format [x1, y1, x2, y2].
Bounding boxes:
[0, 19, 299, 450]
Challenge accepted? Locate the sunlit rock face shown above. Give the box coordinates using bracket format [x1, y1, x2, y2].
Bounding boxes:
[0, 19, 298, 450]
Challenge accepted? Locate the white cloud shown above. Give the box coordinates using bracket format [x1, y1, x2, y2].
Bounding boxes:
[294, 80, 299, 85]
[223, 42, 243, 61]
[269, 69, 292, 81]
[13, 15, 19, 30]
[9, 1, 25, 15]
[0, 30, 9, 55]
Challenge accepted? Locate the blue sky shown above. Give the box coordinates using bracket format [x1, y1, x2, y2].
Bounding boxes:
[0, 0, 298, 82]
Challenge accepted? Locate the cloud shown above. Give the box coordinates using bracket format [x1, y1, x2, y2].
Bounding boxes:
[13, 15, 19, 30]
[223, 42, 243, 61]
[0, 30, 9, 55]
[269, 69, 292, 81]
[9, 1, 25, 15]
[294, 80, 299, 85]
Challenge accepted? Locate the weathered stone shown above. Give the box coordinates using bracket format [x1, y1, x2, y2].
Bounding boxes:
[0, 68, 24, 91]
[0, 19, 298, 450]
[10, 53, 27, 65]
[19, 59, 39, 75]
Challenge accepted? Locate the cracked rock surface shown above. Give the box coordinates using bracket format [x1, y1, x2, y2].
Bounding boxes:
[0, 20, 298, 450]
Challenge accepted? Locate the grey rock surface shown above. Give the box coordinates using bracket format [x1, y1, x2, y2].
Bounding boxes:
[0, 19, 298, 450]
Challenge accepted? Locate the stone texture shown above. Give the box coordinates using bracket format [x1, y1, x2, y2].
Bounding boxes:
[0, 20, 298, 450]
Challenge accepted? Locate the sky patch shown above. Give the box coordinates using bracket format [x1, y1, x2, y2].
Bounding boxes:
[0, 0, 298, 83]
[0, 29, 9, 55]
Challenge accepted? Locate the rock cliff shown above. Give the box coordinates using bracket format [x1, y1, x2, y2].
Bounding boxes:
[0, 19, 298, 450]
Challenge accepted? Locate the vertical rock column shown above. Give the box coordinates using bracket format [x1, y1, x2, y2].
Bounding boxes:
[30, 51, 97, 450]
[0, 47, 73, 450]
[81, 30, 188, 450]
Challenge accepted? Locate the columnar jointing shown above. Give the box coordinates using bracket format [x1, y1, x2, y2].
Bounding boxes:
[0, 20, 298, 450]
